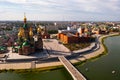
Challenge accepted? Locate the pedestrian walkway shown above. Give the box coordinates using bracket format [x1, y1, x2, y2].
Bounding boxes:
[58, 56, 86, 80]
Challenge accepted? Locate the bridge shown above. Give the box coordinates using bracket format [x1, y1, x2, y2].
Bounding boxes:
[58, 56, 86, 80]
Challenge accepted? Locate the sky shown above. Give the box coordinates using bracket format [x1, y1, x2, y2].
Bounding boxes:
[0, 0, 120, 21]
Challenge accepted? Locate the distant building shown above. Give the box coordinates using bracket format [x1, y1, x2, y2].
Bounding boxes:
[92, 26, 109, 34]
[37, 25, 50, 39]
[41, 26, 50, 39]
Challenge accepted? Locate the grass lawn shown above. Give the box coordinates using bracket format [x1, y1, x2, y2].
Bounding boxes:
[64, 42, 91, 51]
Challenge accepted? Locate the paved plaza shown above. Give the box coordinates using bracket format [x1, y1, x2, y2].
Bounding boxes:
[0, 47, 48, 61]
[43, 39, 71, 57]
[0, 39, 71, 61]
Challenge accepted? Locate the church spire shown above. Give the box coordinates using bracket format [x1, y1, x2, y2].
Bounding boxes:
[24, 13, 27, 23]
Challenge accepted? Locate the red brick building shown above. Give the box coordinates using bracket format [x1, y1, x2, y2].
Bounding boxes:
[58, 27, 91, 44]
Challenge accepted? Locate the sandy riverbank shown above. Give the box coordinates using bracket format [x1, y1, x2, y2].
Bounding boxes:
[0, 33, 119, 70]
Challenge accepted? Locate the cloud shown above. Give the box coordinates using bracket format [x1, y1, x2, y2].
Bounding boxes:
[1, 0, 120, 13]
[3, 0, 26, 4]
[0, 0, 120, 21]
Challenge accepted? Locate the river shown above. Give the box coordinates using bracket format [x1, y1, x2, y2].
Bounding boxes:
[0, 36, 120, 80]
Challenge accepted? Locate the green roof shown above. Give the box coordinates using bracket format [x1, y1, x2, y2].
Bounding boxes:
[18, 46, 22, 49]
[0, 46, 6, 51]
[12, 46, 15, 48]
[22, 41, 30, 46]
[23, 23, 28, 29]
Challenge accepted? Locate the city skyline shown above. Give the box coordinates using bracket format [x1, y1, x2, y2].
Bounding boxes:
[0, 0, 120, 21]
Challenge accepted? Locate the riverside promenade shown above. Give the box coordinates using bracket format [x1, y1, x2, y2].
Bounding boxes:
[58, 56, 86, 80]
[0, 33, 119, 70]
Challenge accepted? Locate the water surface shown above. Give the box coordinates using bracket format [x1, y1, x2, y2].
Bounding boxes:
[0, 36, 120, 80]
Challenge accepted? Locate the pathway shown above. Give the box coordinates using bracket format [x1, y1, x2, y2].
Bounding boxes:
[58, 56, 86, 80]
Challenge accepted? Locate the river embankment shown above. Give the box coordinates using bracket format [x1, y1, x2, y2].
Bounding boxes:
[0, 33, 119, 72]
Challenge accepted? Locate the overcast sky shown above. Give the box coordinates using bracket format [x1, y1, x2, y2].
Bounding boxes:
[0, 0, 120, 21]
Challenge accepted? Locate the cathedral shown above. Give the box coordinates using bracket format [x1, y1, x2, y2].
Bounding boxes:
[12, 14, 43, 55]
